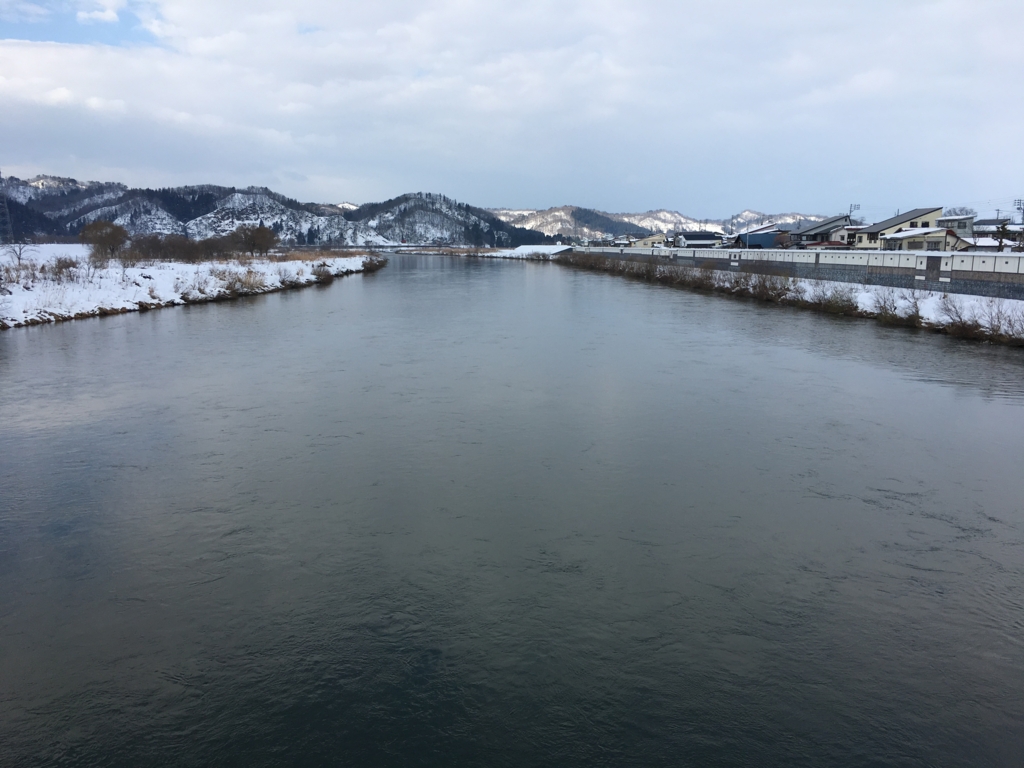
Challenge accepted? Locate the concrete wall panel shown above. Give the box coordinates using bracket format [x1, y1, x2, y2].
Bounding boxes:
[995, 257, 1019, 274]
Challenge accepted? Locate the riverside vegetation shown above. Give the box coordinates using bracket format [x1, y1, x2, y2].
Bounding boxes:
[555, 251, 1024, 346]
[0, 235, 387, 330]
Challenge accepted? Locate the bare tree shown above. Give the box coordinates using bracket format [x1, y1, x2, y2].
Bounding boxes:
[232, 225, 279, 258]
[80, 221, 130, 265]
[3, 242, 35, 266]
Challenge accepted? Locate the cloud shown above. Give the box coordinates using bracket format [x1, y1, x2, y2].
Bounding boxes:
[1, 0, 1023, 217]
[76, 0, 125, 23]
[0, 0, 50, 22]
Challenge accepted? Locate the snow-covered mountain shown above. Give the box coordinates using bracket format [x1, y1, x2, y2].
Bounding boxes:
[490, 206, 653, 241]
[184, 192, 388, 246]
[1, 173, 824, 246]
[1, 176, 553, 248]
[346, 193, 551, 247]
[490, 206, 828, 240]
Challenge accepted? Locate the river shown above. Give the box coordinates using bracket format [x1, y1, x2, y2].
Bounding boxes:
[2, 255, 1023, 766]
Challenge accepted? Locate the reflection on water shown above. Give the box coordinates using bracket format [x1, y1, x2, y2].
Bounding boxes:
[1, 256, 1023, 767]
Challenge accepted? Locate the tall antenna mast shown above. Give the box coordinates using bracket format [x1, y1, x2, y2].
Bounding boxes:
[0, 169, 15, 245]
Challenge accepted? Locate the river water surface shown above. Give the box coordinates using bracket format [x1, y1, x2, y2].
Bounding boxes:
[2, 255, 1023, 766]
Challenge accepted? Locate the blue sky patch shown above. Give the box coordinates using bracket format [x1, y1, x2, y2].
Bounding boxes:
[0, 6, 157, 47]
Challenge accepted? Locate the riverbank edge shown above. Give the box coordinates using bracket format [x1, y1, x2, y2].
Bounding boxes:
[0, 255, 388, 332]
[552, 251, 1024, 347]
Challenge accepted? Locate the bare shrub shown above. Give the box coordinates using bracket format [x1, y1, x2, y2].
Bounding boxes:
[938, 293, 984, 338]
[211, 268, 266, 296]
[871, 287, 906, 325]
[239, 269, 266, 293]
[187, 272, 212, 297]
[636, 258, 659, 281]
[1004, 306, 1024, 340]
[722, 272, 751, 294]
[807, 281, 859, 314]
[692, 265, 717, 290]
[362, 255, 388, 273]
[276, 266, 302, 288]
[749, 273, 792, 302]
[666, 265, 696, 287]
[52, 256, 79, 283]
[980, 298, 1010, 338]
[898, 288, 923, 325]
[311, 262, 334, 283]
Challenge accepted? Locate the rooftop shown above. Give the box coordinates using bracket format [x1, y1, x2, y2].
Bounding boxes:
[791, 214, 851, 236]
[862, 208, 943, 236]
[881, 228, 947, 239]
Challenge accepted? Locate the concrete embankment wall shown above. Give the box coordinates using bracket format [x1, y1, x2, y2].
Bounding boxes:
[575, 247, 1024, 300]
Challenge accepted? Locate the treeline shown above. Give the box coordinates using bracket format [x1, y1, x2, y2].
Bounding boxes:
[80, 221, 281, 265]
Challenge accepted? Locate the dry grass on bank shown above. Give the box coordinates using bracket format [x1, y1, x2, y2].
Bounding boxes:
[554, 252, 1024, 346]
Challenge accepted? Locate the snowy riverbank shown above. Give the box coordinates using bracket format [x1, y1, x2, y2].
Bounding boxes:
[1, 245, 383, 330]
[555, 251, 1024, 343]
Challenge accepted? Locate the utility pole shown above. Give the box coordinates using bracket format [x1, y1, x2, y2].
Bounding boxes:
[1015, 199, 1023, 225]
[848, 203, 860, 221]
[0, 169, 15, 245]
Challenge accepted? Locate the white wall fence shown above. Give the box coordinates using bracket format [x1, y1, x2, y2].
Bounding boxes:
[575, 247, 1024, 276]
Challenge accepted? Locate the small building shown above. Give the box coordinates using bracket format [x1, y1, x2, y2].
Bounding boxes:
[831, 225, 865, 246]
[972, 219, 1023, 244]
[936, 214, 975, 237]
[631, 234, 667, 248]
[675, 230, 723, 248]
[880, 228, 969, 252]
[853, 208, 944, 249]
[731, 222, 785, 249]
[790, 215, 853, 244]
[973, 218, 1012, 234]
[965, 237, 1008, 252]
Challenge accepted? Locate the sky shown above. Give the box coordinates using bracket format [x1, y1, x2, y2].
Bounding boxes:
[1, 0, 1023, 220]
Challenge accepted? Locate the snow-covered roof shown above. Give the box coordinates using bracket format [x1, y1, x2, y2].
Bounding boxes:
[881, 228, 947, 239]
[969, 237, 1012, 247]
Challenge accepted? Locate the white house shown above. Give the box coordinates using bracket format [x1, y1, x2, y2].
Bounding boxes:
[880, 228, 969, 252]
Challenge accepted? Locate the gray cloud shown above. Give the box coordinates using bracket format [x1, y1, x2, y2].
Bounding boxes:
[1, 0, 1022, 217]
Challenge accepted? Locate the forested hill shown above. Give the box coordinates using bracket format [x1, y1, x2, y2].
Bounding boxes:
[1, 176, 552, 248]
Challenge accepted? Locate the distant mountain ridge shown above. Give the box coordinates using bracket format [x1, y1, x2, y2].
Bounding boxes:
[2, 174, 823, 246]
[489, 206, 828, 240]
[0, 176, 553, 248]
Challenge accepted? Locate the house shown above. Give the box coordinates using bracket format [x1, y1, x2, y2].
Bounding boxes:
[732, 222, 785, 249]
[965, 237, 1011, 252]
[973, 218, 1011, 233]
[852, 208, 944, 248]
[880, 228, 969, 252]
[936, 214, 975, 237]
[831, 225, 865, 246]
[973, 219, 1023, 244]
[674, 231, 723, 248]
[632, 234, 667, 248]
[789, 215, 852, 244]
